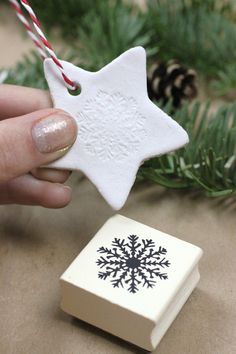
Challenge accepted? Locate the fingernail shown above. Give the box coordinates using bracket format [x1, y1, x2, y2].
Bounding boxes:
[32, 112, 77, 153]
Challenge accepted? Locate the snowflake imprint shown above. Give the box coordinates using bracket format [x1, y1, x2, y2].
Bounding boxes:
[96, 235, 170, 294]
[77, 91, 147, 162]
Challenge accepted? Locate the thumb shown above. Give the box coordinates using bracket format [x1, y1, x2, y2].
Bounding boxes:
[0, 108, 77, 182]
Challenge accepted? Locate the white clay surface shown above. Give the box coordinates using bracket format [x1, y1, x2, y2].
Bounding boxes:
[60, 215, 203, 351]
[44, 47, 189, 209]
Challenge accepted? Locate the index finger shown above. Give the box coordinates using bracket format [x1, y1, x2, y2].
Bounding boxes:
[0, 84, 52, 119]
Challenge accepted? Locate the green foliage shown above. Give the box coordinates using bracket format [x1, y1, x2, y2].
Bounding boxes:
[181, 0, 234, 14]
[2, 0, 236, 86]
[211, 64, 236, 99]
[147, 0, 236, 76]
[29, 0, 97, 38]
[3, 52, 47, 89]
[78, 0, 156, 70]
[139, 101, 236, 196]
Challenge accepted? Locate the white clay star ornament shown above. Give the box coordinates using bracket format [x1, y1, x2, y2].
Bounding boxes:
[44, 47, 189, 210]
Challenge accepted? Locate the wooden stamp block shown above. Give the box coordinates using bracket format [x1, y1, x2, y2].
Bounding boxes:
[60, 215, 203, 351]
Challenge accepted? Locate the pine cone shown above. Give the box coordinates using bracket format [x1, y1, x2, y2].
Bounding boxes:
[147, 60, 198, 108]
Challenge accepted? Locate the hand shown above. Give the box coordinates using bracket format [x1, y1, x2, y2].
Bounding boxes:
[0, 84, 77, 208]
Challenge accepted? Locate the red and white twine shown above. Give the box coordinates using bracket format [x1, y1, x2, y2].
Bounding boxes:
[9, 0, 77, 91]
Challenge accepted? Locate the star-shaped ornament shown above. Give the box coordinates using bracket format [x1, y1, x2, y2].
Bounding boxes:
[44, 47, 189, 210]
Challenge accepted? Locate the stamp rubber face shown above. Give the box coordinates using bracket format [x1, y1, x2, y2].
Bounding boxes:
[44, 47, 189, 209]
[96, 234, 170, 294]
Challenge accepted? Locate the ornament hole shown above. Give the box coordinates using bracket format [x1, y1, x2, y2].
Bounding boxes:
[68, 84, 81, 96]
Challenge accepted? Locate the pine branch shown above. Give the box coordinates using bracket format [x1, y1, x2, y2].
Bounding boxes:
[4, 0, 236, 83]
[147, 0, 236, 76]
[77, 0, 156, 71]
[138, 101, 236, 197]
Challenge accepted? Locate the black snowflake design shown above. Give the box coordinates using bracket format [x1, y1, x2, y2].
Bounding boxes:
[96, 235, 170, 294]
